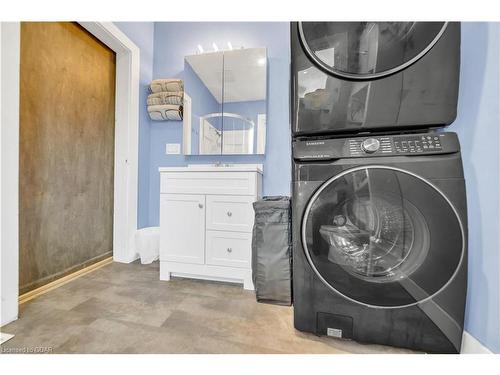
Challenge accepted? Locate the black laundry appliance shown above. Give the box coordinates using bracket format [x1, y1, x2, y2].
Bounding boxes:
[292, 132, 467, 353]
[290, 21, 466, 353]
[291, 22, 461, 136]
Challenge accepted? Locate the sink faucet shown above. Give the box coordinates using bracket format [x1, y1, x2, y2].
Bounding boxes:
[213, 161, 233, 167]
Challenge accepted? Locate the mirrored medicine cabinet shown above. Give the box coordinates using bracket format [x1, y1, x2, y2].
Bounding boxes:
[183, 47, 267, 155]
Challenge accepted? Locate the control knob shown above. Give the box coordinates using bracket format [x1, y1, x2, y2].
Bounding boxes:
[361, 138, 380, 153]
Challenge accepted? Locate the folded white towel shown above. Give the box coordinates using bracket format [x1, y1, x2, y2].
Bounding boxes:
[148, 104, 183, 121]
[150, 79, 183, 93]
[147, 91, 183, 106]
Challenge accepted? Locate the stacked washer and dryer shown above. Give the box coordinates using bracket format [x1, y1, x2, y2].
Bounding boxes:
[290, 22, 467, 353]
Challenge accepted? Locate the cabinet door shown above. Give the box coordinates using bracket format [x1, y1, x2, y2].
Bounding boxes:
[160, 194, 205, 264]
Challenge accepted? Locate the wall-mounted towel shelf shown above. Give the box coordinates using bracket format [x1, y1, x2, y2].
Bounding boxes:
[148, 79, 184, 121]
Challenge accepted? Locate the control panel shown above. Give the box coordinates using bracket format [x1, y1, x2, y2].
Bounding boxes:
[293, 132, 459, 161]
[350, 135, 444, 156]
[394, 134, 443, 153]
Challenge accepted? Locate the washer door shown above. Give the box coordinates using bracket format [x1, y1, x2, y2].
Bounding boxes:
[298, 22, 448, 80]
[302, 166, 464, 308]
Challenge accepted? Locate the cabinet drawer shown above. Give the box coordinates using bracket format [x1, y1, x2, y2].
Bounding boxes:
[206, 195, 255, 232]
[160, 171, 259, 196]
[206, 231, 251, 269]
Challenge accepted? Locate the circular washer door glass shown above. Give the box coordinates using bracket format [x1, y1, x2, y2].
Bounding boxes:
[299, 22, 447, 79]
[302, 167, 464, 308]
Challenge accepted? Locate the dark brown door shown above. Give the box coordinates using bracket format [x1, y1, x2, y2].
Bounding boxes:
[19, 22, 116, 294]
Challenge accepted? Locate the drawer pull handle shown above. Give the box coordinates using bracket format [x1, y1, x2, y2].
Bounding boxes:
[198, 203, 204, 209]
[227, 211, 232, 217]
[227, 247, 232, 253]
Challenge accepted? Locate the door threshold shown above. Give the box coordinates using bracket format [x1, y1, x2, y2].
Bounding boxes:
[18, 257, 113, 305]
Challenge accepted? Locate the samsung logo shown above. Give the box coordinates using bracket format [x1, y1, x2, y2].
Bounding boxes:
[306, 141, 325, 146]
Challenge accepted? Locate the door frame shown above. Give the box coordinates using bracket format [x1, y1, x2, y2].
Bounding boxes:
[0, 22, 140, 326]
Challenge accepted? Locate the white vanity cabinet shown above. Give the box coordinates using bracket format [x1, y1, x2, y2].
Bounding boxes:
[158, 165, 263, 290]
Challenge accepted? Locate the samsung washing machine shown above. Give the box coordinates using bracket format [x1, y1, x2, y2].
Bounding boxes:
[291, 132, 467, 353]
[291, 22, 461, 136]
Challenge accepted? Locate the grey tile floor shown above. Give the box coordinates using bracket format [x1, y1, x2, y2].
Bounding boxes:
[1, 261, 414, 354]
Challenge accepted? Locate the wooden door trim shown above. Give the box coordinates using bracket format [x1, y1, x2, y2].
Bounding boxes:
[0, 22, 140, 326]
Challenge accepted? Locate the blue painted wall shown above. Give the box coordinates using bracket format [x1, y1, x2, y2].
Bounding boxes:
[453, 22, 500, 353]
[114, 22, 155, 229]
[149, 22, 291, 225]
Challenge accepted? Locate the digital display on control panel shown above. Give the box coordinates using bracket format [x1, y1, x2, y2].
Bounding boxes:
[394, 134, 442, 153]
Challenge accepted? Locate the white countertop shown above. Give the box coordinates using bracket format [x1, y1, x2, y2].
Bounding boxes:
[159, 164, 263, 174]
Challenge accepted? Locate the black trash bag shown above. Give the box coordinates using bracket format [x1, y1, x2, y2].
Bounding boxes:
[251, 196, 292, 306]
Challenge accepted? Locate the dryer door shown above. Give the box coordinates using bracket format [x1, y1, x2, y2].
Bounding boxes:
[298, 22, 448, 80]
[301, 166, 464, 308]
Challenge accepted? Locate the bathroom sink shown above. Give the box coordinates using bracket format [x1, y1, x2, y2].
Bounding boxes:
[188, 163, 236, 168]
[159, 164, 263, 173]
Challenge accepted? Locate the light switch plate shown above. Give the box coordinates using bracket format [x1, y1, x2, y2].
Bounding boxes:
[166, 143, 181, 155]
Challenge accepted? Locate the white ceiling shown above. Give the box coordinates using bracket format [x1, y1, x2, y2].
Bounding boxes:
[185, 47, 267, 103]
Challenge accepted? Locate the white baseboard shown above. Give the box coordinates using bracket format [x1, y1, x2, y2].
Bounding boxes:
[160, 261, 254, 290]
[461, 331, 493, 354]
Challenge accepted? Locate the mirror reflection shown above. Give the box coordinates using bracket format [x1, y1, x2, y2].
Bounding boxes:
[183, 47, 267, 155]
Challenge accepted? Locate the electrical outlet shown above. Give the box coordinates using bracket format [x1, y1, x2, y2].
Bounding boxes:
[165, 143, 181, 155]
